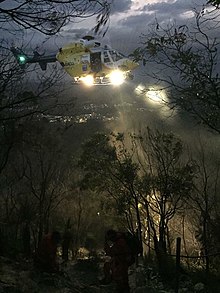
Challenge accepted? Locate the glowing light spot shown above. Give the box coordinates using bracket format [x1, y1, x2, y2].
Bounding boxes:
[81, 75, 94, 86]
[147, 90, 162, 102]
[138, 203, 142, 209]
[18, 55, 27, 64]
[135, 84, 145, 94]
[109, 70, 125, 85]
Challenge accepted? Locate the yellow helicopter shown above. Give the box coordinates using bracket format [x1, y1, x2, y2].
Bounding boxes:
[11, 36, 139, 86]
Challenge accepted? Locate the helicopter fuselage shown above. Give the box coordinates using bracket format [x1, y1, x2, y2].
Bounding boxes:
[56, 39, 138, 84]
[11, 36, 139, 85]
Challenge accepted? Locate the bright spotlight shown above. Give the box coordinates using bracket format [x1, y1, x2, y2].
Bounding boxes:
[135, 84, 145, 94]
[147, 90, 162, 102]
[109, 70, 125, 85]
[81, 75, 94, 86]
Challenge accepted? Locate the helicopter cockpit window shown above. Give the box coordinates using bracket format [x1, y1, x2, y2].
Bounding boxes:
[103, 51, 110, 63]
[109, 50, 124, 61]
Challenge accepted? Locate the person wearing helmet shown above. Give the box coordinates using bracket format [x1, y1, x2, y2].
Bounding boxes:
[100, 229, 132, 293]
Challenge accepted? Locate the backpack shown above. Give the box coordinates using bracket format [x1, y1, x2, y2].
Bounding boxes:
[124, 231, 142, 257]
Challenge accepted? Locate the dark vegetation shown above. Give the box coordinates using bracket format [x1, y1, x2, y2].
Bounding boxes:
[132, 4, 220, 134]
[0, 0, 220, 292]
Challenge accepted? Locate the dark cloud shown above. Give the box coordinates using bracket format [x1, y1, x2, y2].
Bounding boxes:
[110, 0, 132, 14]
[61, 28, 88, 39]
[118, 13, 153, 29]
[112, 0, 207, 41]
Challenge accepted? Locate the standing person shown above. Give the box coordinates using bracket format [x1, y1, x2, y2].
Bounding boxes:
[62, 227, 73, 261]
[100, 229, 133, 293]
[34, 231, 61, 273]
[22, 221, 31, 258]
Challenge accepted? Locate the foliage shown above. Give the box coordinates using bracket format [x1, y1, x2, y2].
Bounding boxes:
[0, 118, 71, 250]
[79, 132, 142, 238]
[79, 129, 196, 261]
[0, 0, 112, 35]
[79, 133, 137, 196]
[134, 128, 195, 263]
[132, 7, 220, 133]
[208, 0, 220, 7]
[187, 139, 220, 272]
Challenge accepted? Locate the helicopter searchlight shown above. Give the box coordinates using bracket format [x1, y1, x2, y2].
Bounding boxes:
[11, 36, 139, 86]
[109, 70, 125, 86]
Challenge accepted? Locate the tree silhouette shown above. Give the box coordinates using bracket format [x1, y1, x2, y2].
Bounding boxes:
[208, 0, 220, 7]
[0, 0, 112, 35]
[132, 6, 220, 133]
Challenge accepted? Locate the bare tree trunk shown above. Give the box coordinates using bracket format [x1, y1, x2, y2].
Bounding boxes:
[133, 190, 143, 256]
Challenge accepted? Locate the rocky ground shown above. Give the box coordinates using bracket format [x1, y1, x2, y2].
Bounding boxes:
[0, 256, 130, 293]
[0, 256, 208, 293]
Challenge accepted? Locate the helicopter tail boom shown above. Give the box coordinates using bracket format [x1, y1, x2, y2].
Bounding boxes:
[11, 47, 57, 70]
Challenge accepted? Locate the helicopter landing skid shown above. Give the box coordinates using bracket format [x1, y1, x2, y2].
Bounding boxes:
[73, 76, 113, 85]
